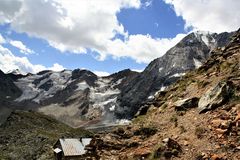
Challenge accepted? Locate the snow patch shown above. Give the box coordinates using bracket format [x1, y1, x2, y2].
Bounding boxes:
[85, 78, 121, 117]
[75, 81, 89, 91]
[160, 86, 166, 91]
[169, 72, 185, 78]
[116, 119, 131, 125]
[193, 58, 202, 69]
[109, 105, 115, 111]
[148, 95, 154, 100]
[15, 70, 72, 103]
[159, 67, 163, 72]
[194, 31, 216, 48]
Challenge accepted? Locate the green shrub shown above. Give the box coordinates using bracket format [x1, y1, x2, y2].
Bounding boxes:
[170, 115, 178, 127]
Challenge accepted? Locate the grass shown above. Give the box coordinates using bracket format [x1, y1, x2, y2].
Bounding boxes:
[132, 115, 146, 125]
[0, 111, 92, 159]
[148, 143, 165, 160]
[133, 125, 158, 140]
[170, 114, 178, 127]
[196, 80, 209, 89]
[195, 126, 206, 139]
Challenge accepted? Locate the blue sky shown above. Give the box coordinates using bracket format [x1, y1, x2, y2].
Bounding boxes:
[118, 0, 185, 38]
[0, 0, 239, 75]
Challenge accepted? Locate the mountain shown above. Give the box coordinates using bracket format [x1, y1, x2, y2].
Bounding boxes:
[0, 110, 92, 159]
[0, 31, 234, 127]
[5, 68, 139, 127]
[7, 69, 24, 75]
[115, 31, 234, 118]
[83, 29, 240, 159]
[0, 70, 22, 104]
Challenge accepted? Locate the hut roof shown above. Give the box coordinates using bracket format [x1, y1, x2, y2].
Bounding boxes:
[59, 138, 92, 156]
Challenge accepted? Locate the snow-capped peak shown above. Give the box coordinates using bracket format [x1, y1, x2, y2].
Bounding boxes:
[7, 69, 25, 75]
[194, 31, 216, 48]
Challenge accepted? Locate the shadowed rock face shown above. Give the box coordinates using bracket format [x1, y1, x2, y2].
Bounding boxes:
[0, 70, 22, 104]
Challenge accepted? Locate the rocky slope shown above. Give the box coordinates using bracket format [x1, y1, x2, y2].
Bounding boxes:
[0, 110, 92, 160]
[84, 29, 240, 159]
[0, 31, 234, 127]
[115, 31, 234, 118]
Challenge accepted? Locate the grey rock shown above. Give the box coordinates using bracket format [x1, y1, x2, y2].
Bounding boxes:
[174, 97, 199, 111]
[134, 105, 151, 117]
[198, 81, 233, 113]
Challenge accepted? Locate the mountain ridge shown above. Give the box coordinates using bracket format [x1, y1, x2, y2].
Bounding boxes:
[0, 30, 235, 127]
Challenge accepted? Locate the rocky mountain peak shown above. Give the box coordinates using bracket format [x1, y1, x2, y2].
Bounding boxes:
[115, 30, 234, 119]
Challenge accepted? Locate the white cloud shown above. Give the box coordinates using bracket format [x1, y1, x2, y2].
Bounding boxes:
[164, 0, 240, 33]
[49, 63, 65, 71]
[0, 44, 64, 74]
[93, 71, 110, 77]
[0, 34, 5, 43]
[9, 40, 34, 55]
[143, 0, 153, 8]
[0, 0, 190, 64]
[1, 0, 140, 53]
[103, 33, 186, 63]
[0, 0, 184, 63]
[0, 0, 22, 24]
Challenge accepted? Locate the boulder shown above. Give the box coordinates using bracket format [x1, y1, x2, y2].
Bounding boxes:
[198, 81, 233, 113]
[174, 97, 199, 111]
[134, 105, 151, 117]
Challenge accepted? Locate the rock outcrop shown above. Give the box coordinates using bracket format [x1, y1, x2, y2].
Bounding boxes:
[198, 81, 234, 113]
[174, 97, 199, 111]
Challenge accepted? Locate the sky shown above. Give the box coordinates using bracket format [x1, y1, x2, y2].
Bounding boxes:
[0, 0, 239, 76]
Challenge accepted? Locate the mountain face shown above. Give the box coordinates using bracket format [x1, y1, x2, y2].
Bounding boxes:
[0, 31, 234, 127]
[0, 70, 22, 105]
[6, 69, 139, 127]
[82, 29, 240, 160]
[115, 31, 234, 118]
